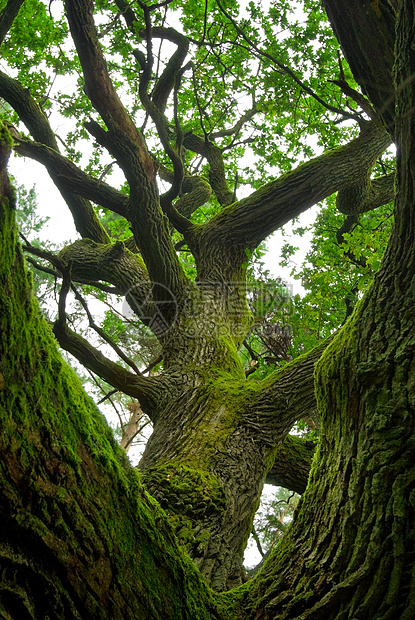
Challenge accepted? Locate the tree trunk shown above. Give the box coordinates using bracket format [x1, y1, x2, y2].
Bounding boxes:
[0, 126, 219, 619]
[219, 3, 415, 617]
[135, 299, 323, 591]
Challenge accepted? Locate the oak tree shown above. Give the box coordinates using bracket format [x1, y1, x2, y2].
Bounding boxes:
[0, 0, 414, 617]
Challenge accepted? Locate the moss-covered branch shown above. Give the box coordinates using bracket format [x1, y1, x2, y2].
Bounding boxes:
[58, 238, 149, 297]
[266, 435, 316, 495]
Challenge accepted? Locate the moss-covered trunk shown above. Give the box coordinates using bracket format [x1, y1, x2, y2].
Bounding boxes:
[218, 3, 415, 618]
[136, 294, 322, 592]
[0, 127, 220, 619]
[138, 379, 273, 591]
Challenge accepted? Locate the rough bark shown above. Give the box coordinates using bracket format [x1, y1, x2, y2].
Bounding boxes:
[218, 2, 415, 617]
[265, 435, 316, 495]
[136, 340, 326, 591]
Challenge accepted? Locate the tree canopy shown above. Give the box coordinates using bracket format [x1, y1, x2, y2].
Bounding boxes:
[1, 0, 414, 618]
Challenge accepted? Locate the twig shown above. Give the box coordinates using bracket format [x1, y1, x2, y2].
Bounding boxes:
[216, 0, 359, 122]
[97, 388, 119, 404]
[71, 284, 143, 376]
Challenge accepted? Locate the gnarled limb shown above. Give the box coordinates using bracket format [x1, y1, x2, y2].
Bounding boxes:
[266, 435, 316, 495]
[65, 0, 187, 295]
[0, 72, 110, 243]
[196, 121, 392, 271]
[58, 238, 149, 299]
[64, 0, 151, 155]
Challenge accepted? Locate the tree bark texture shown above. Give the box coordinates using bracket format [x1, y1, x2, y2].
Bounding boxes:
[218, 2, 415, 617]
[135, 333, 325, 591]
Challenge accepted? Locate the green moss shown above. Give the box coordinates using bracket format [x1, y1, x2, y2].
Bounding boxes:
[0, 122, 14, 149]
[142, 462, 227, 557]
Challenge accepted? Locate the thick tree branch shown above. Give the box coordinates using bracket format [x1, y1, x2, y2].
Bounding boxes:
[197, 121, 392, 258]
[266, 435, 316, 495]
[65, 0, 187, 295]
[58, 239, 175, 335]
[65, 0, 153, 164]
[0, 0, 25, 44]
[175, 176, 212, 219]
[21, 241, 66, 273]
[336, 171, 395, 215]
[23, 243, 122, 294]
[52, 322, 158, 415]
[65, 0, 187, 291]
[58, 238, 149, 298]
